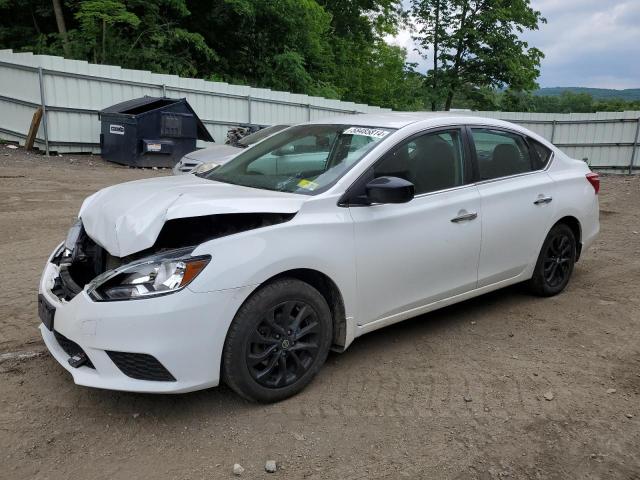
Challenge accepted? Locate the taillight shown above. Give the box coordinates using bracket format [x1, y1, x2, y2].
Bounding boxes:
[586, 172, 600, 194]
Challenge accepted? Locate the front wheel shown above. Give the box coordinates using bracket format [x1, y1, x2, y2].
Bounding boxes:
[528, 223, 577, 297]
[222, 278, 333, 403]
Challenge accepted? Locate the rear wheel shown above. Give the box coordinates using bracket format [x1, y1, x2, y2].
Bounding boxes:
[222, 278, 332, 403]
[528, 223, 576, 296]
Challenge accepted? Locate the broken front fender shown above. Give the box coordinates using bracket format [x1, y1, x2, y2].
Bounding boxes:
[79, 174, 306, 257]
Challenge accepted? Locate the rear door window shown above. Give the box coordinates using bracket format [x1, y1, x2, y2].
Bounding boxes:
[470, 129, 533, 180]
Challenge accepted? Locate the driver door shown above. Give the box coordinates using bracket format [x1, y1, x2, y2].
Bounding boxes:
[348, 128, 482, 326]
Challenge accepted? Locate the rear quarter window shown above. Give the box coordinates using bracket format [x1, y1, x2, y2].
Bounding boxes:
[529, 139, 553, 170]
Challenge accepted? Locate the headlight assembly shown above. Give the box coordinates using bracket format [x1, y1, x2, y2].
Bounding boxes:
[87, 248, 210, 301]
[192, 161, 220, 174]
[62, 218, 83, 259]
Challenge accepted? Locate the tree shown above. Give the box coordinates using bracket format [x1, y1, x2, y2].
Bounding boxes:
[0, 0, 426, 109]
[411, 0, 545, 110]
[51, 0, 70, 56]
[74, 0, 140, 63]
[501, 88, 535, 112]
[318, 0, 423, 108]
[188, 0, 335, 93]
[69, 1, 217, 76]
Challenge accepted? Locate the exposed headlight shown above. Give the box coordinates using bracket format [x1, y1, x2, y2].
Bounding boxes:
[63, 218, 83, 258]
[87, 247, 210, 301]
[192, 161, 220, 174]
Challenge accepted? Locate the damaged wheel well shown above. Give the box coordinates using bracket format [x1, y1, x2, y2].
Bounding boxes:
[263, 269, 347, 351]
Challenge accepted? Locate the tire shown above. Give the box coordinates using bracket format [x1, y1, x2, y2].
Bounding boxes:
[222, 278, 333, 403]
[528, 223, 577, 297]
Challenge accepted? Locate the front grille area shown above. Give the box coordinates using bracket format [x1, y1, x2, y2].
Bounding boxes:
[53, 330, 95, 368]
[106, 351, 176, 382]
[178, 161, 199, 173]
[51, 223, 112, 301]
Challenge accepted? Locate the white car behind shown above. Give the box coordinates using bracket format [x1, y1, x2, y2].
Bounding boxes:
[172, 124, 289, 174]
[39, 113, 599, 402]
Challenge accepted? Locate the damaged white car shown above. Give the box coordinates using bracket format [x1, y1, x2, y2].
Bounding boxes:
[39, 113, 599, 402]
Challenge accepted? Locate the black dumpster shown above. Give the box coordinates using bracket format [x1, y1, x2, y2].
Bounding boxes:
[99, 96, 214, 167]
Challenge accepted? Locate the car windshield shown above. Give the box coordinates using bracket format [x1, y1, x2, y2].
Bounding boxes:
[201, 124, 394, 195]
[238, 124, 289, 147]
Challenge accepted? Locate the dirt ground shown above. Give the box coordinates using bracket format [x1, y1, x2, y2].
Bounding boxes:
[0, 143, 638, 480]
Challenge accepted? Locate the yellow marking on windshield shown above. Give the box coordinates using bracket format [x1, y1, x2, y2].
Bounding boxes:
[297, 179, 320, 191]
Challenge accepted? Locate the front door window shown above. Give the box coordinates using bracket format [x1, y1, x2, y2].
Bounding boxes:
[373, 129, 467, 194]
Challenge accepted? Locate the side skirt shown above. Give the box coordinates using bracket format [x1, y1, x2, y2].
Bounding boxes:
[354, 272, 530, 337]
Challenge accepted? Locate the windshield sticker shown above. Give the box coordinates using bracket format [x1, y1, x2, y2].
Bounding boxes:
[297, 179, 319, 191]
[343, 127, 390, 139]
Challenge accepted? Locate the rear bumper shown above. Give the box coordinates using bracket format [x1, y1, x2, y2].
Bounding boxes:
[580, 196, 600, 256]
[39, 244, 254, 393]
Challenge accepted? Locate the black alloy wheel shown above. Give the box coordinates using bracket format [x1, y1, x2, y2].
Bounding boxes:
[247, 300, 321, 388]
[222, 278, 332, 403]
[528, 223, 576, 296]
[542, 232, 573, 288]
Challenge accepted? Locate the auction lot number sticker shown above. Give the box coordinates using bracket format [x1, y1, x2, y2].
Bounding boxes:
[343, 127, 390, 139]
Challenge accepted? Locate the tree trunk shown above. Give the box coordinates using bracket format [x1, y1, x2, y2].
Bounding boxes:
[102, 19, 107, 64]
[444, 0, 470, 111]
[444, 90, 455, 111]
[431, 0, 440, 111]
[51, 0, 70, 57]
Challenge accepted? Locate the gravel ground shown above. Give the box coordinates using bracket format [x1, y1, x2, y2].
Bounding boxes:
[0, 144, 639, 480]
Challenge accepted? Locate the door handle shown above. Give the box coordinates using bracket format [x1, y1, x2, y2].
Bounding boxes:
[534, 196, 553, 205]
[451, 211, 478, 223]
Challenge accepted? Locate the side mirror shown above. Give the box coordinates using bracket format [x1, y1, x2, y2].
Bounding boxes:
[273, 145, 294, 156]
[365, 176, 414, 204]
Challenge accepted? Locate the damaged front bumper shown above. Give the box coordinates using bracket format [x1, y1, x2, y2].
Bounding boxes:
[39, 243, 254, 393]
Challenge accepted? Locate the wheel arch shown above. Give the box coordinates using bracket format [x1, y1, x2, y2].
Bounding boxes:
[553, 215, 582, 260]
[250, 269, 348, 351]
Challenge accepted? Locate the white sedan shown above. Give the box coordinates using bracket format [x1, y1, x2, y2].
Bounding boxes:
[38, 113, 599, 402]
[172, 124, 289, 175]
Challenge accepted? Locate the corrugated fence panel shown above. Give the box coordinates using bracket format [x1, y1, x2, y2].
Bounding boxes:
[0, 98, 40, 145]
[0, 64, 40, 104]
[0, 49, 638, 171]
[472, 110, 640, 171]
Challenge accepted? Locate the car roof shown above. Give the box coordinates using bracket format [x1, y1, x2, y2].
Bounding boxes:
[307, 112, 523, 131]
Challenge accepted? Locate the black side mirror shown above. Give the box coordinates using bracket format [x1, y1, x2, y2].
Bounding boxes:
[365, 176, 414, 204]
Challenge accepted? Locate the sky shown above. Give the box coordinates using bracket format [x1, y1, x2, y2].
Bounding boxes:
[388, 0, 640, 89]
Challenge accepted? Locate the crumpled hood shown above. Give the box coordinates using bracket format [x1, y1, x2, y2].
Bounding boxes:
[79, 174, 306, 257]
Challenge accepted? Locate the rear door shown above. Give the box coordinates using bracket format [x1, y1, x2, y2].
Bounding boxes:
[469, 127, 557, 287]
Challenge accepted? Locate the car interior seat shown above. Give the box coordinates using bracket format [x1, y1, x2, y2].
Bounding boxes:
[410, 136, 458, 193]
[490, 143, 525, 178]
[375, 145, 412, 181]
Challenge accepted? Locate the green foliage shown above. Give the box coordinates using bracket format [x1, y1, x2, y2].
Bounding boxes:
[74, 0, 140, 62]
[535, 87, 640, 102]
[189, 0, 335, 94]
[411, 0, 545, 110]
[498, 90, 640, 113]
[0, 0, 423, 109]
[75, 0, 140, 31]
[1, 0, 635, 113]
